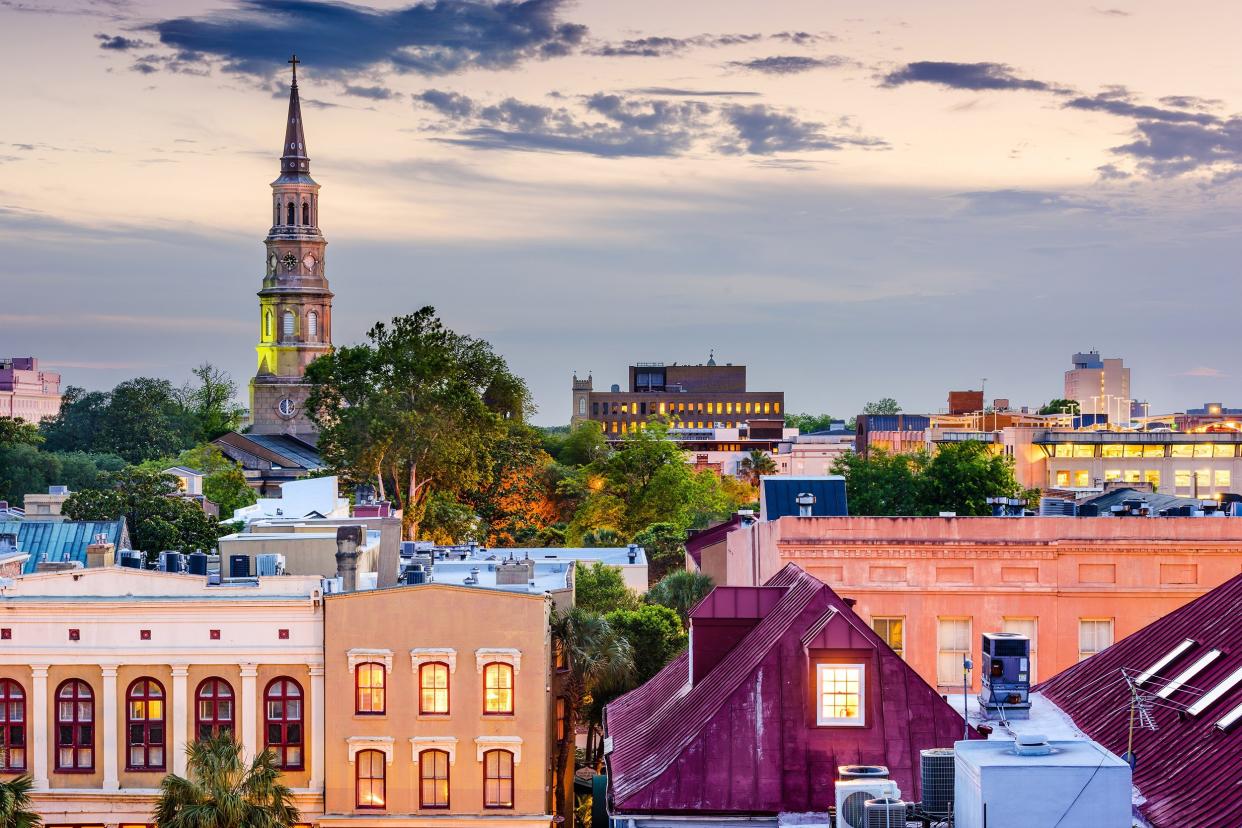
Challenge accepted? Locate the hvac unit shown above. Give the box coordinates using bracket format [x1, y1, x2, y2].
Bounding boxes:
[160, 552, 186, 573]
[256, 553, 286, 577]
[919, 748, 955, 816]
[863, 797, 907, 828]
[402, 564, 427, 585]
[119, 551, 143, 569]
[835, 778, 899, 828]
[186, 552, 208, 576]
[228, 555, 251, 578]
[839, 765, 890, 780]
[978, 632, 1031, 718]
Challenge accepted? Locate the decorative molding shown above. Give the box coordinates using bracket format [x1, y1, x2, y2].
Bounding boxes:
[347, 648, 393, 674]
[474, 735, 522, 764]
[411, 648, 457, 674]
[346, 735, 394, 764]
[170, 664, 190, 678]
[410, 736, 459, 765]
[475, 647, 521, 674]
[239, 663, 259, 678]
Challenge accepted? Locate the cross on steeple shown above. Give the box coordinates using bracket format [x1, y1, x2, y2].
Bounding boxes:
[288, 53, 300, 85]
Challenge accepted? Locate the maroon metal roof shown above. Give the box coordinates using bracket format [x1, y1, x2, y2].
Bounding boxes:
[605, 564, 969, 815]
[1038, 573, 1242, 828]
[684, 515, 741, 568]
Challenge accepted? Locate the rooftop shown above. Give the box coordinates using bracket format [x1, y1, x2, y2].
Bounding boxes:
[421, 559, 572, 594]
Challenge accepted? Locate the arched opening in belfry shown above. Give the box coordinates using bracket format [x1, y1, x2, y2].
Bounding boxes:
[307, 311, 318, 340]
[264, 311, 272, 339]
[302, 202, 310, 225]
[283, 311, 295, 340]
[287, 202, 295, 225]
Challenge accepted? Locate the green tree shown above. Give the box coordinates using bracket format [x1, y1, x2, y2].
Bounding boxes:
[0, 446, 123, 508]
[574, 561, 639, 614]
[0, 774, 40, 828]
[784, 412, 837, 433]
[863, 397, 902, 415]
[604, 604, 686, 683]
[1039, 398, 1080, 415]
[918, 440, 1023, 516]
[100, 378, 193, 463]
[581, 528, 622, 547]
[39, 386, 110, 453]
[645, 570, 714, 627]
[737, 449, 777, 486]
[305, 307, 531, 539]
[141, 444, 258, 520]
[556, 421, 609, 467]
[831, 449, 925, 516]
[630, 522, 687, 584]
[464, 422, 558, 545]
[154, 735, 298, 828]
[0, 417, 42, 448]
[181, 363, 244, 442]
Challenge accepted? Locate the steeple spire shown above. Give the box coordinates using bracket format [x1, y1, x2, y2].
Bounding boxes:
[281, 54, 309, 174]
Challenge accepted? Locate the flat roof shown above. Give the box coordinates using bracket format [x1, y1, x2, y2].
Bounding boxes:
[429, 559, 571, 592]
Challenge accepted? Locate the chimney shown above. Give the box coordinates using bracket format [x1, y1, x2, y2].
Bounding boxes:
[86, 535, 115, 568]
[335, 525, 363, 592]
[496, 557, 534, 586]
[627, 544, 639, 564]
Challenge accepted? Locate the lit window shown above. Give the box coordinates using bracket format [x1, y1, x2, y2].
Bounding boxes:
[1171, 445, 1193, 458]
[745, 402, 752, 414]
[264, 311, 272, 339]
[419, 749, 450, 808]
[126, 677, 165, 770]
[1078, 619, 1113, 661]
[556, 696, 568, 741]
[1144, 470, 1161, 488]
[356, 663, 385, 715]
[774, 402, 781, 414]
[195, 677, 234, 740]
[870, 617, 904, 658]
[55, 679, 93, 771]
[356, 749, 386, 809]
[1055, 470, 1070, 487]
[0, 680, 25, 770]
[762, 402, 771, 414]
[1072, 470, 1090, 487]
[483, 749, 514, 808]
[1123, 445, 1144, 458]
[815, 664, 865, 726]
[1101, 444, 1123, 458]
[1073, 445, 1095, 458]
[419, 663, 449, 715]
[1216, 469, 1231, 487]
[1124, 470, 1141, 483]
[1193, 444, 1213, 458]
[1175, 469, 1192, 489]
[1103, 469, 1121, 482]
[483, 662, 514, 714]
[264, 677, 303, 770]
[658, 402, 665, 415]
[726, 402, 733, 414]
[1214, 444, 1235, 458]
[1196, 469, 1210, 488]
[1144, 445, 1165, 457]
[937, 618, 972, 686]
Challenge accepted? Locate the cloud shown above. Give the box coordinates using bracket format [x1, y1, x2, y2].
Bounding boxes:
[143, 0, 588, 79]
[341, 83, 398, 100]
[1182, 366, 1226, 378]
[590, 32, 761, 57]
[727, 55, 850, 75]
[882, 61, 1060, 92]
[419, 89, 477, 119]
[1092, 7, 1130, 16]
[628, 87, 761, 97]
[1064, 93, 1219, 125]
[770, 31, 833, 45]
[1108, 117, 1242, 179]
[952, 189, 1108, 215]
[95, 32, 151, 50]
[719, 105, 886, 155]
[1158, 95, 1222, 111]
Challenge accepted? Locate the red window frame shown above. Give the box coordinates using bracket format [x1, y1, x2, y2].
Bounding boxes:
[126, 677, 166, 771]
[355, 749, 386, 810]
[556, 696, 567, 742]
[195, 677, 235, 741]
[55, 679, 94, 772]
[482, 662, 514, 715]
[0, 679, 25, 770]
[419, 662, 449, 715]
[483, 749, 514, 809]
[354, 663, 385, 715]
[264, 677, 304, 770]
[419, 749, 450, 809]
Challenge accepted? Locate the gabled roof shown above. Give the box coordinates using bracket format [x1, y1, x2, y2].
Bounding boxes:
[214, 432, 322, 471]
[1039, 574, 1242, 828]
[0, 520, 128, 573]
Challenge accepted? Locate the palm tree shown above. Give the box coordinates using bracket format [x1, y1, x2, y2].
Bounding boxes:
[154, 735, 299, 828]
[737, 449, 777, 486]
[551, 607, 635, 828]
[0, 775, 40, 828]
[646, 570, 714, 627]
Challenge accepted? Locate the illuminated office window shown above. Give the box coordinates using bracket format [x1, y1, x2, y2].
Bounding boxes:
[1102, 445, 1123, 458]
[1072, 470, 1090, 487]
[1144, 445, 1165, 457]
[1214, 444, 1235, 458]
[1194, 445, 1213, 458]
[1124, 470, 1141, 483]
[1175, 469, 1192, 489]
[1144, 470, 1161, 488]
[1074, 445, 1095, 458]
[1055, 470, 1070, 487]
[1054, 445, 1074, 458]
[1215, 470, 1231, 488]
[1123, 445, 1144, 458]
[1171, 445, 1193, 458]
[1103, 470, 1121, 482]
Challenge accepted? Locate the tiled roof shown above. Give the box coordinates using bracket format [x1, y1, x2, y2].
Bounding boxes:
[1038, 574, 1242, 828]
[0, 520, 128, 573]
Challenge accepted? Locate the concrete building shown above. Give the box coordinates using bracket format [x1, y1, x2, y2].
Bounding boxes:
[20, 486, 70, 521]
[773, 428, 855, 476]
[217, 527, 382, 579]
[1063, 351, 1130, 418]
[689, 514, 1242, 693]
[417, 544, 647, 593]
[0, 357, 61, 424]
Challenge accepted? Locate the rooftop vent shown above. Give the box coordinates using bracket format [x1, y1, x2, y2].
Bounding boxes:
[1014, 734, 1054, 756]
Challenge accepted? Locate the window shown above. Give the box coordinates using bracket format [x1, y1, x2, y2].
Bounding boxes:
[1123, 444, 1144, 458]
[937, 618, 972, 686]
[1171, 444, 1193, 458]
[1175, 469, 1192, 490]
[556, 696, 568, 741]
[356, 749, 386, 809]
[282, 311, 295, 340]
[126, 678, 165, 770]
[286, 202, 295, 225]
[1124, 470, 1141, 483]
[1101, 444, 1123, 458]
[1055, 470, 1070, 487]
[1103, 469, 1121, 482]
[264, 311, 272, 339]
[307, 311, 318, 340]
[0, 680, 25, 770]
[1216, 469, 1231, 488]
[1002, 618, 1038, 682]
[483, 749, 514, 808]
[1073, 444, 1095, 458]
[553, 640, 567, 672]
[195, 678, 234, 740]
[302, 202, 310, 225]
[578, 398, 586, 416]
[56, 679, 93, 771]
[1144, 470, 1161, 489]
[355, 663, 385, 715]
[1079, 619, 1113, 661]
[1214, 444, 1235, 458]
[870, 617, 904, 658]
[1072, 470, 1090, 487]
[774, 402, 781, 414]
[419, 662, 449, 715]
[815, 664, 864, 726]
[1193, 444, 1214, 458]
[419, 749, 450, 809]
[1054, 444, 1074, 458]
[483, 663, 513, 714]
[264, 678, 304, 770]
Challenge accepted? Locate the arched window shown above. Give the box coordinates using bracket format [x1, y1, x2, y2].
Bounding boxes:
[195, 678, 234, 741]
[282, 311, 295, 340]
[419, 749, 450, 808]
[264, 677, 303, 770]
[483, 749, 514, 809]
[126, 677, 166, 770]
[302, 201, 310, 225]
[287, 201, 295, 225]
[355, 663, 385, 715]
[578, 397, 586, 415]
[356, 749, 386, 809]
[419, 662, 449, 715]
[55, 679, 93, 772]
[274, 200, 280, 225]
[0, 680, 25, 770]
[264, 310, 273, 340]
[307, 311, 318, 340]
[483, 662, 513, 715]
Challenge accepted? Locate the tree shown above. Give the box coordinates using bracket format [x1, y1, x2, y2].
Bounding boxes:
[154, 735, 298, 828]
[0, 774, 39, 828]
[550, 608, 634, 826]
[630, 522, 687, 584]
[645, 570, 714, 627]
[831, 449, 925, 516]
[39, 386, 110, 454]
[574, 561, 639, 614]
[0, 417, 42, 448]
[556, 421, 609, 467]
[0, 444, 122, 508]
[464, 422, 558, 545]
[305, 307, 531, 539]
[141, 444, 257, 520]
[919, 440, 1023, 516]
[863, 398, 902, 415]
[784, 412, 837, 434]
[181, 363, 244, 443]
[604, 604, 686, 683]
[1039, 398, 1080, 415]
[41, 380, 194, 464]
[737, 449, 777, 486]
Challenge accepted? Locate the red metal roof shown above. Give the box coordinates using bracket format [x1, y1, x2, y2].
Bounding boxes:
[1038, 573, 1242, 828]
[605, 563, 968, 815]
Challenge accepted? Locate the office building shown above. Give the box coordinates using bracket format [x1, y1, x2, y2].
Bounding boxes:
[0, 357, 61, 424]
[1063, 351, 1130, 418]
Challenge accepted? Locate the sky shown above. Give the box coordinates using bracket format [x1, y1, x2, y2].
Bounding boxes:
[2, 0, 1241, 425]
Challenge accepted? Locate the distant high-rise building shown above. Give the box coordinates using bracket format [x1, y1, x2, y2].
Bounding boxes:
[1064, 351, 1130, 417]
[0, 357, 61, 424]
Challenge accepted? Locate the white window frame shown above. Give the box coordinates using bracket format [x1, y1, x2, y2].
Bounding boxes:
[410, 736, 458, 765]
[815, 663, 866, 727]
[411, 648, 457, 674]
[347, 735, 394, 764]
[474, 735, 522, 764]
[347, 648, 393, 674]
[937, 617, 973, 686]
[476, 647, 521, 674]
[1078, 618, 1114, 662]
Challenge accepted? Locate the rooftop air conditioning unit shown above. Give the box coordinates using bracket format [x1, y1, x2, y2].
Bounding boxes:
[835, 778, 899, 828]
[863, 797, 907, 828]
[919, 748, 955, 817]
[257, 553, 286, 577]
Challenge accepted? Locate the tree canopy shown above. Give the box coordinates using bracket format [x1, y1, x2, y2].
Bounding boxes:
[1039, 398, 1081, 415]
[62, 468, 222, 556]
[574, 561, 639, 614]
[862, 397, 902, 415]
[784, 412, 838, 433]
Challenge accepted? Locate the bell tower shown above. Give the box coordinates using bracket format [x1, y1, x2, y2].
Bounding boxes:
[249, 55, 334, 437]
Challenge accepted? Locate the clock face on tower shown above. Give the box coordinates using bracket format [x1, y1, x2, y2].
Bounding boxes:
[277, 398, 297, 418]
[281, 253, 298, 272]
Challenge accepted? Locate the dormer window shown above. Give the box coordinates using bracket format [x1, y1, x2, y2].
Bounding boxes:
[815, 663, 865, 726]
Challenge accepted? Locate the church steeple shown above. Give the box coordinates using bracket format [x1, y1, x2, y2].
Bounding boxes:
[281, 54, 309, 175]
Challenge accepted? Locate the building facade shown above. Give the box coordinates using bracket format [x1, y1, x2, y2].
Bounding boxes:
[1063, 351, 1130, 418]
[250, 58, 334, 438]
[0, 357, 61, 425]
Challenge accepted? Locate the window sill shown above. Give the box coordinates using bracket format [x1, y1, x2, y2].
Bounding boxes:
[418, 712, 451, 720]
[54, 768, 95, 774]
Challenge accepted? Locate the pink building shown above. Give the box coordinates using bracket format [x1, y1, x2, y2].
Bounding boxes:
[0, 357, 61, 424]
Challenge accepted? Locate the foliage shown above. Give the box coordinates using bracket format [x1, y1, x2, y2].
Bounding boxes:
[555, 421, 609, 467]
[581, 528, 622, 547]
[629, 522, 687, 584]
[305, 307, 531, 539]
[645, 570, 714, 627]
[0, 417, 42, 448]
[181, 363, 245, 443]
[139, 444, 258, 520]
[420, 491, 483, 546]
[0, 445, 124, 508]
[154, 735, 298, 828]
[62, 468, 222, 556]
[784, 412, 837, 434]
[1039, 398, 1081, 415]
[604, 604, 686, 683]
[831, 449, 925, 516]
[0, 774, 39, 828]
[863, 397, 902, 415]
[737, 449, 777, 486]
[574, 561, 639, 614]
[463, 422, 559, 545]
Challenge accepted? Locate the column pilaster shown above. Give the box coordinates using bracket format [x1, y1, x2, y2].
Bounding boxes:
[171, 664, 189, 776]
[309, 663, 325, 791]
[29, 664, 48, 790]
[240, 663, 258, 760]
[100, 663, 119, 790]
